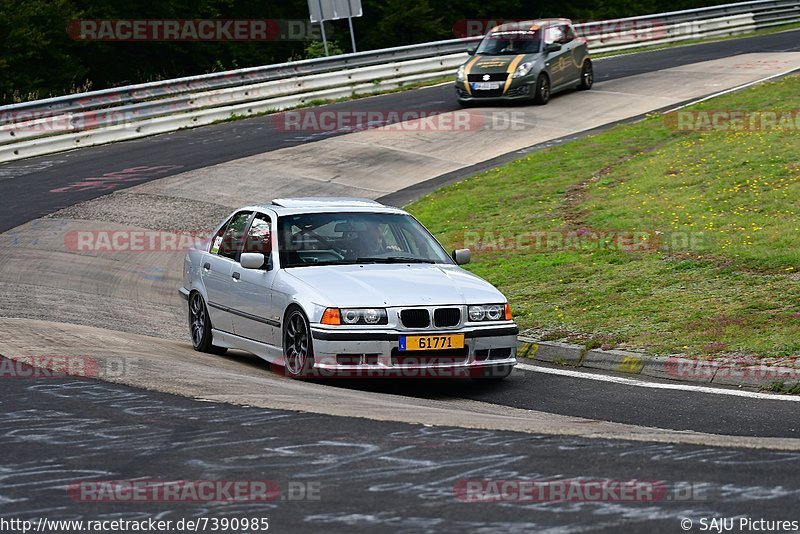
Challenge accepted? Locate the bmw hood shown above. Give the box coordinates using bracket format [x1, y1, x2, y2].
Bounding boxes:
[285, 264, 505, 307]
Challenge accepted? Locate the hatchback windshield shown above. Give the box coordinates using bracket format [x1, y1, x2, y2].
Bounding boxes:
[278, 212, 452, 267]
[475, 29, 542, 55]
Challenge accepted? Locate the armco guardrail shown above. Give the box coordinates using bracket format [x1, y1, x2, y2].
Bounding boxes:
[1, 0, 798, 162]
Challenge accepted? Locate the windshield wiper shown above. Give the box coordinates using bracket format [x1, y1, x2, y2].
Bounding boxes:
[356, 256, 435, 264]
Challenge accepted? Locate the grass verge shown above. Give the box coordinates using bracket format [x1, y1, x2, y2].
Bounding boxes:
[408, 74, 800, 360]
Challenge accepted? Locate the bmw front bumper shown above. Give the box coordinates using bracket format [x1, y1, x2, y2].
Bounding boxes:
[309, 323, 518, 378]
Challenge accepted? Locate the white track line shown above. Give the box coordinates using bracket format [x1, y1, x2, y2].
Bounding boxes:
[515, 362, 800, 402]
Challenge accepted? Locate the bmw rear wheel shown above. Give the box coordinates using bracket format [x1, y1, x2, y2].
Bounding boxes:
[189, 291, 227, 355]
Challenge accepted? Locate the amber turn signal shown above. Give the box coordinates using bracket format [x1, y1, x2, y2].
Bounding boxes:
[321, 308, 341, 325]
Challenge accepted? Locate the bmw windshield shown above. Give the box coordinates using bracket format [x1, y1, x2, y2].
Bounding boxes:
[475, 29, 542, 55]
[278, 212, 453, 267]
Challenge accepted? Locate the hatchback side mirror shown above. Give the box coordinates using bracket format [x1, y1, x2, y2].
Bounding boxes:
[452, 248, 471, 265]
[466, 45, 477, 56]
[545, 42, 562, 53]
[240, 252, 266, 270]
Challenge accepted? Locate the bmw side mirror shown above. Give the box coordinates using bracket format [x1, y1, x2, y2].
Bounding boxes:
[466, 45, 477, 56]
[452, 248, 471, 265]
[545, 42, 562, 53]
[240, 253, 266, 270]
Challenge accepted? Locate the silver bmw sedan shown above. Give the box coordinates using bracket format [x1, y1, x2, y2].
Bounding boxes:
[179, 198, 518, 379]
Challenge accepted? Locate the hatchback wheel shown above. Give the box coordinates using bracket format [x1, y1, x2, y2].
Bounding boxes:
[533, 73, 550, 104]
[578, 60, 593, 90]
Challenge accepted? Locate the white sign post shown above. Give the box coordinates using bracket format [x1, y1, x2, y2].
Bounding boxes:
[308, 0, 363, 56]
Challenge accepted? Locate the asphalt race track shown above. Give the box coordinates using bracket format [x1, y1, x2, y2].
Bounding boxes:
[3, 358, 800, 533]
[1, 29, 800, 532]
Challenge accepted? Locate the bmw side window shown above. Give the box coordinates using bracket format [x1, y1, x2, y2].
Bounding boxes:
[243, 214, 273, 267]
[216, 211, 252, 260]
[209, 216, 232, 254]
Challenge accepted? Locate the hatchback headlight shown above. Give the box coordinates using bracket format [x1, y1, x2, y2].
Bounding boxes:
[456, 64, 466, 81]
[512, 61, 535, 78]
[468, 304, 512, 322]
[340, 308, 388, 325]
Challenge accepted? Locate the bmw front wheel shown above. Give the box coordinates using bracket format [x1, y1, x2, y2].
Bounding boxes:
[283, 306, 315, 378]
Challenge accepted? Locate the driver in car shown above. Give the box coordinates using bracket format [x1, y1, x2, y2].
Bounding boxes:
[359, 225, 401, 256]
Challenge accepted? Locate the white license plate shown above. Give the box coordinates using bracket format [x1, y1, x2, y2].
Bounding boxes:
[471, 82, 500, 90]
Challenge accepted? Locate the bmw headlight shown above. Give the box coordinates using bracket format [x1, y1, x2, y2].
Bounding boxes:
[468, 304, 512, 322]
[512, 61, 535, 79]
[456, 64, 466, 82]
[340, 308, 388, 325]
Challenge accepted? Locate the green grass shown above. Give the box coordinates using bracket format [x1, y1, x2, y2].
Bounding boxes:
[762, 381, 800, 394]
[408, 74, 800, 359]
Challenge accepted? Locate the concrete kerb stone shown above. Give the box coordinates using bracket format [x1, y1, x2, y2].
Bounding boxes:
[712, 364, 800, 388]
[584, 349, 646, 375]
[652, 356, 722, 384]
[516, 335, 799, 390]
[517, 337, 584, 365]
[646, 356, 720, 384]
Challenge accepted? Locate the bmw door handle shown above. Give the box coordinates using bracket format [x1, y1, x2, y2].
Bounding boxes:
[203, 262, 211, 270]
[232, 272, 241, 280]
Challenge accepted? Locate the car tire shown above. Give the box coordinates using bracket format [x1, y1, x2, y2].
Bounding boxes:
[189, 291, 228, 355]
[473, 364, 514, 380]
[282, 305, 315, 378]
[578, 60, 593, 90]
[532, 73, 550, 105]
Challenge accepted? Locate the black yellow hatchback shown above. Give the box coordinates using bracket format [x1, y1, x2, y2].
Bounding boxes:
[455, 18, 592, 105]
